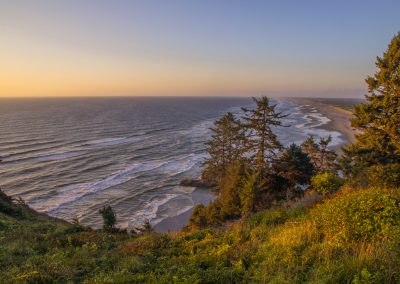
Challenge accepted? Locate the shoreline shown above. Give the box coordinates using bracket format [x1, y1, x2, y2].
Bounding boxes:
[289, 98, 356, 154]
[153, 187, 216, 233]
[154, 98, 357, 233]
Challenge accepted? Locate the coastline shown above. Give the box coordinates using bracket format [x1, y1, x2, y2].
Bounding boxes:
[154, 98, 357, 233]
[153, 187, 216, 233]
[289, 98, 356, 154]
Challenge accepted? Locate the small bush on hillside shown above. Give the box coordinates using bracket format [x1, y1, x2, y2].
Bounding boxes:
[0, 190, 23, 218]
[312, 188, 400, 243]
[189, 204, 208, 228]
[99, 205, 116, 231]
[247, 207, 305, 228]
[311, 172, 343, 194]
[367, 163, 400, 188]
[252, 187, 400, 283]
[273, 143, 315, 187]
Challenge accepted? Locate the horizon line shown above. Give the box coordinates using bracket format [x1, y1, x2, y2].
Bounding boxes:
[0, 95, 365, 99]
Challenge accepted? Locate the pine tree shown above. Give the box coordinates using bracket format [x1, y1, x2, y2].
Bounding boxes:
[99, 205, 116, 231]
[342, 32, 400, 178]
[301, 136, 320, 164]
[218, 161, 244, 219]
[202, 112, 245, 184]
[240, 171, 259, 215]
[241, 96, 287, 174]
[273, 143, 315, 187]
[301, 135, 337, 173]
[317, 136, 338, 172]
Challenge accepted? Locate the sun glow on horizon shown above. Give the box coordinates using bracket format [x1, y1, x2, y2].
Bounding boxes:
[0, 30, 366, 98]
[1, 1, 398, 98]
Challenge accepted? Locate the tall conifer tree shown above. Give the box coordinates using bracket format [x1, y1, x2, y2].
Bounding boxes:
[202, 112, 245, 184]
[301, 136, 337, 173]
[241, 96, 287, 174]
[342, 32, 400, 177]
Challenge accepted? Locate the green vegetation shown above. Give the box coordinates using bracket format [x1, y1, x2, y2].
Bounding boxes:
[301, 135, 338, 173]
[273, 143, 315, 188]
[341, 32, 400, 187]
[190, 97, 335, 228]
[241, 96, 287, 173]
[202, 112, 245, 185]
[1, 33, 400, 283]
[311, 172, 343, 195]
[1, 187, 399, 283]
[99, 205, 117, 232]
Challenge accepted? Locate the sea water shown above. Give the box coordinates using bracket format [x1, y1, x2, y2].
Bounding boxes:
[0, 97, 344, 229]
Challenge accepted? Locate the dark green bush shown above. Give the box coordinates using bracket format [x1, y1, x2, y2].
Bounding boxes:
[99, 205, 116, 231]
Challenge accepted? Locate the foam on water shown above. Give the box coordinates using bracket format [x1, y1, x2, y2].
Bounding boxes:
[83, 136, 144, 148]
[161, 153, 207, 176]
[2, 135, 147, 164]
[280, 103, 344, 147]
[1, 97, 349, 229]
[126, 193, 180, 228]
[29, 151, 206, 214]
[29, 161, 168, 212]
[37, 150, 83, 162]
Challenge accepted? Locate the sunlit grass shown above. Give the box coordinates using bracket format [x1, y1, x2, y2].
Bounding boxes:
[1, 186, 399, 282]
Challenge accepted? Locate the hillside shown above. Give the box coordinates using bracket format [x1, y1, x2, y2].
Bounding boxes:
[1, 186, 399, 283]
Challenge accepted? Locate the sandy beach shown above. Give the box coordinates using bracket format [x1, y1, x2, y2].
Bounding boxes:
[290, 98, 356, 153]
[153, 187, 216, 233]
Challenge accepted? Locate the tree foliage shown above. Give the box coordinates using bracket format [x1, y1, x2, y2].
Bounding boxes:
[195, 96, 340, 225]
[366, 164, 400, 188]
[311, 172, 343, 195]
[99, 205, 116, 231]
[218, 161, 245, 218]
[195, 96, 291, 224]
[273, 143, 315, 187]
[202, 112, 245, 185]
[239, 171, 260, 215]
[241, 97, 287, 173]
[342, 33, 400, 180]
[301, 135, 337, 173]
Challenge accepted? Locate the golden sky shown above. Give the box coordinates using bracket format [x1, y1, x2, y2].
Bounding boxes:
[0, 30, 366, 97]
[1, 1, 398, 98]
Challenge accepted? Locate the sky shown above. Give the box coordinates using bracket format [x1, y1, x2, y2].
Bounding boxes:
[0, 0, 399, 98]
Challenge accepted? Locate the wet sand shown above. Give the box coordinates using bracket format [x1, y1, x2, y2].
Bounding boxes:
[153, 187, 216, 233]
[290, 98, 356, 153]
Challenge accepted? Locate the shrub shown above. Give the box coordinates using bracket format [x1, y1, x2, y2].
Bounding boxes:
[367, 163, 400, 188]
[273, 143, 315, 187]
[189, 204, 207, 228]
[0, 190, 23, 218]
[251, 187, 400, 283]
[99, 205, 116, 231]
[312, 188, 400, 243]
[311, 172, 343, 194]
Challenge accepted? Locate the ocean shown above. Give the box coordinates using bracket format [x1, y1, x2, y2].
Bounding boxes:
[0, 97, 345, 229]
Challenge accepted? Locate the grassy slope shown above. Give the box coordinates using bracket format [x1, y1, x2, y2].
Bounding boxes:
[1, 187, 399, 283]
